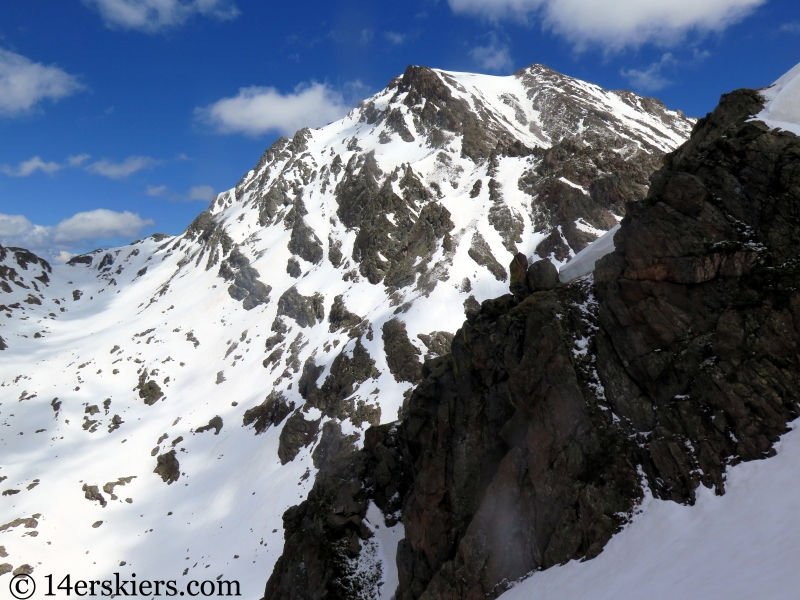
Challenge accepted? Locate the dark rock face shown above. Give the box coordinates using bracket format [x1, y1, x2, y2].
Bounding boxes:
[276, 287, 325, 328]
[416, 331, 454, 360]
[305, 338, 380, 421]
[136, 372, 163, 406]
[154, 450, 180, 484]
[264, 424, 411, 600]
[593, 88, 800, 501]
[243, 391, 295, 435]
[219, 248, 272, 310]
[288, 217, 324, 265]
[334, 155, 453, 288]
[382, 319, 423, 384]
[328, 295, 363, 334]
[467, 232, 507, 282]
[262, 88, 800, 600]
[195, 416, 223, 435]
[527, 258, 559, 292]
[511, 253, 560, 300]
[277, 410, 321, 465]
[286, 257, 301, 278]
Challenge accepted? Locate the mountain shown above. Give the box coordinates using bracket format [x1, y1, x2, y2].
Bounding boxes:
[0, 64, 694, 591]
[263, 73, 800, 600]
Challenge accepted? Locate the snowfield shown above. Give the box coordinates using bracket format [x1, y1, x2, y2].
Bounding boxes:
[756, 61, 800, 137]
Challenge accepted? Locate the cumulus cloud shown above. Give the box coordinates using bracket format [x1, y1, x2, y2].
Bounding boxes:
[83, 0, 239, 33]
[0, 209, 154, 257]
[196, 82, 354, 137]
[0, 156, 62, 177]
[146, 183, 215, 202]
[448, 0, 766, 49]
[85, 155, 161, 179]
[470, 38, 513, 72]
[0, 48, 84, 116]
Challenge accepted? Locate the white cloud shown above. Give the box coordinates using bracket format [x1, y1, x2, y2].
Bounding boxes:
[0, 209, 154, 257]
[146, 183, 215, 202]
[83, 0, 239, 33]
[384, 32, 406, 45]
[0, 156, 62, 177]
[187, 185, 215, 201]
[621, 53, 676, 92]
[68, 154, 91, 166]
[196, 82, 354, 137]
[781, 22, 800, 34]
[85, 155, 161, 179]
[146, 184, 169, 197]
[0, 153, 163, 180]
[470, 39, 513, 73]
[448, 0, 766, 49]
[0, 48, 84, 116]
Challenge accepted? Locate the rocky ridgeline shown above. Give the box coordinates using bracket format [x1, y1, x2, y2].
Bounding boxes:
[261, 89, 800, 599]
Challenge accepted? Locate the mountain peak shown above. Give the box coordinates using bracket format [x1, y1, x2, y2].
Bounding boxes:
[0, 64, 695, 593]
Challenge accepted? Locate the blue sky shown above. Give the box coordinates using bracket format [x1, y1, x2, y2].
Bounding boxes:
[0, 0, 797, 259]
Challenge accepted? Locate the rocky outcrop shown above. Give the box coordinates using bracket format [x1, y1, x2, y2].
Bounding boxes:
[277, 410, 321, 465]
[262, 88, 800, 600]
[467, 231, 507, 282]
[264, 424, 411, 600]
[243, 391, 295, 435]
[276, 287, 324, 328]
[154, 450, 180, 484]
[382, 319, 423, 384]
[219, 247, 272, 310]
[305, 338, 380, 421]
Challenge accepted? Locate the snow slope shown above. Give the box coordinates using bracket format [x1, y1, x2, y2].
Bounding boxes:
[756, 61, 800, 136]
[558, 224, 620, 282]
[0, 65, 693, 597]
[500, 420, 800, 600]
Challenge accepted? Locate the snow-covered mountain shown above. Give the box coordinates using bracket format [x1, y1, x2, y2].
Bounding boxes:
[0, 64, 693, 594]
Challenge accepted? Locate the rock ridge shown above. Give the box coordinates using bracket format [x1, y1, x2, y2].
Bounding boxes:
[261, 87, 800, 600]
